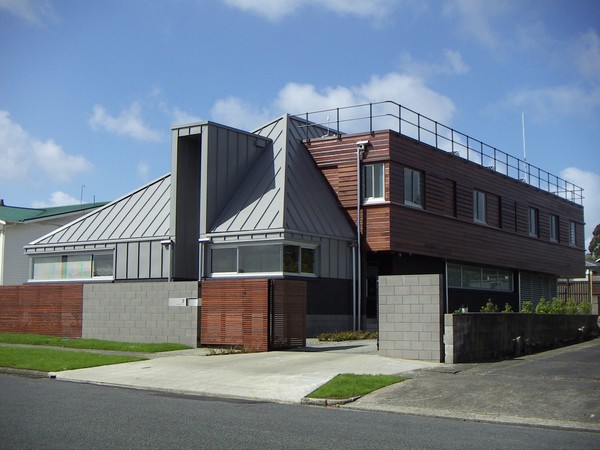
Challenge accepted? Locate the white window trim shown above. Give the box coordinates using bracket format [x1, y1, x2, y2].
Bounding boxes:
[363, 163, 385, 202]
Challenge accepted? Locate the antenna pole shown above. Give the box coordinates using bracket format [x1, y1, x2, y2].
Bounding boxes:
[521, 112, 527, 162]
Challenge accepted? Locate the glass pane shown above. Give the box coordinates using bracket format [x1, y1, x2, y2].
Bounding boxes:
[363, 165, 373, 199]
[239, 245, 280, 273]
[497, 270, 513, 291]
[373, 164, 384, 198]
[301, 248, 315, 274]
[93, 253, 113, 277]
[283, 245, 299, 273]
[404, 168, 412, 203]
[463, 266, 481, 289]
[211, 248, 237, 273]
[447, 264, 462, 288]
[482, 268, 498, 290]
[32, 255, 61, 280]
[64, 254, 91, 279]
[412, 171, 421, 204]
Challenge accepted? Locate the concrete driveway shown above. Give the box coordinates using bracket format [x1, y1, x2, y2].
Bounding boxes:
[52, 339, 438, 403]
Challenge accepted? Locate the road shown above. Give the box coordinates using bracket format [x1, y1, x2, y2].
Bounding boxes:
[1, 374, 598, 449]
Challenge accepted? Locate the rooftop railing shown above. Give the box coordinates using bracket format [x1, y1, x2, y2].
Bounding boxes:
[293, 100, 583, 205]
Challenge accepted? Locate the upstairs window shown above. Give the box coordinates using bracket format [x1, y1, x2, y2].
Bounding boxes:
[569, 221, 577, 246]
[404, 168, 423, 208]
[549, 215, 559, 242]
[528, 208, 539, 237]
[473, 190, 486, 224]
[363, 163, 384, 201]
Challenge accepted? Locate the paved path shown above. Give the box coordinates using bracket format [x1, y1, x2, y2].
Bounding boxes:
[346, 338, 600, 432]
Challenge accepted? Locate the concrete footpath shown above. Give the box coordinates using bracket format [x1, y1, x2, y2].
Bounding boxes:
[43, 337, 600, 432]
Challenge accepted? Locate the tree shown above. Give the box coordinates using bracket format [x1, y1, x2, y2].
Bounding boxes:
[589, 223, 600, 260]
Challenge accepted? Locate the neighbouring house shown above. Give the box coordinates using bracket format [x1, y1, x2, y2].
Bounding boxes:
[20, 101, 586, 349]
[0, 200, 106, 285]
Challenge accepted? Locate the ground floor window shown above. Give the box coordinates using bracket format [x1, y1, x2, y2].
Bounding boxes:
[31, 252, 114, 281]
[210, 243, 317, 277]
[447, 263, 513, 292]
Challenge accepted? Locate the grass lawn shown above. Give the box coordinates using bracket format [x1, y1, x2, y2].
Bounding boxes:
[0, 332, 190, 352]
[0, 332, 191, 373]
[307, 373, 408, 399]
[0, 347, 146, 372]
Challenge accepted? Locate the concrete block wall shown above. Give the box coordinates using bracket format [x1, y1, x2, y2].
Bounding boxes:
[378, 274, 443, 362]
[83, 281, 199, 347]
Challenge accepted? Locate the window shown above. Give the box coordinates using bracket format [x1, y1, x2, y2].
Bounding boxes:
[210, 244, 316, 276]
[473, 190, 486, 224]
[31, 252, 113, 281]
[447, 263, 513, 292]
[404, 168, 423, 207]
[528, 208, 539, 237]
[569, 221, 577, 246]
[363, 163, 384, 201]
[549, 215, 559, 242]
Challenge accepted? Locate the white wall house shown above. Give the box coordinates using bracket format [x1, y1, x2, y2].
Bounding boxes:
[0, 200, 106, 285]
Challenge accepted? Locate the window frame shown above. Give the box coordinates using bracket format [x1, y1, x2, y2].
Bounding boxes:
[404, 167, 424, 208]
[569, 221, 577, 246]
[447, 263, 513, 292]
[362, 163, 385, 203]
[30, 251, 114, 282]
[209, 243, 318, 278]
[549, 215, 559, 242]
[528, 207, 539, 237]
[473, 190, 487, 224]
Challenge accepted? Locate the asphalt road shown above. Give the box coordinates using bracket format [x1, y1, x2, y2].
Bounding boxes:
[1, 374, 598, 449]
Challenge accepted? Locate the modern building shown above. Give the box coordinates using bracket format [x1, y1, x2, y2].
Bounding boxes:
[0, 200, 106, 285]
[22, 101, 585, 346]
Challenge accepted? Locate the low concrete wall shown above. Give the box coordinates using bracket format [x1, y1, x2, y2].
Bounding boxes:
[83, 281, 200, 347]
[445, 313, 600, 363]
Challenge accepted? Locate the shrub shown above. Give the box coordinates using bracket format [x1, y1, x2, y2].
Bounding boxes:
[480, 299, 499, 312]
[565, 299, 579, 315]
[503, 303, 513, 313]
[520, 301, 534, 313]
[549, 298, 566, 314]
[578, 301, 592, 315]
[535, 298, 550, 314]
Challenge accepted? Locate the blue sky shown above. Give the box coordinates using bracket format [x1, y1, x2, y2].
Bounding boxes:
[1, 0, 599, 247]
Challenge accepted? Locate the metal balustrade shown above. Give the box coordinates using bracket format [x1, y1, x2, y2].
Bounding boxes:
[293, 100, 583, 205]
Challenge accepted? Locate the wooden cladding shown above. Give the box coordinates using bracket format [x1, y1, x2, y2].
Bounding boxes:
[0, 284, 83, 338]
[201, 279, 270, 351]
[201, 279, 306, 352]
[305, 130, 585, 277]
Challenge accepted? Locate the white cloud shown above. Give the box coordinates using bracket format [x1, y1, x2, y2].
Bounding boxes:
[211, 96, 272, 131]
[170, 107, 203, 126]
[0, 110, 92, 184]
[222, 0, 397, 22]
[443, 0, 511, 49]
[504, 85, 600, 123]
[399, 49, 470, 78]
[89, 102, 163, 142]
[32, 191, 80, 208]
[574, 29, 600, 84]
[0, 0, 56, 24]
[561, 167, 600, 249]
[211, 72, 456, 133]
[137, 161, 150, 180]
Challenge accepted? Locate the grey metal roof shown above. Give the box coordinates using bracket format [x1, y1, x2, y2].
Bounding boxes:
[210, 115, 355, 239]
[28, 174, 171, 246]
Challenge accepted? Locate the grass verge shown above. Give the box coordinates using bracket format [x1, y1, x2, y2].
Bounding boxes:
[306, 373, 408, 399]
[0, 347, 146, 372]
[0, 332, 190, 353]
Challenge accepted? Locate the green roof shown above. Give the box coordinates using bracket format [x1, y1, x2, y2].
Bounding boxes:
[0, 202, 107, 223]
